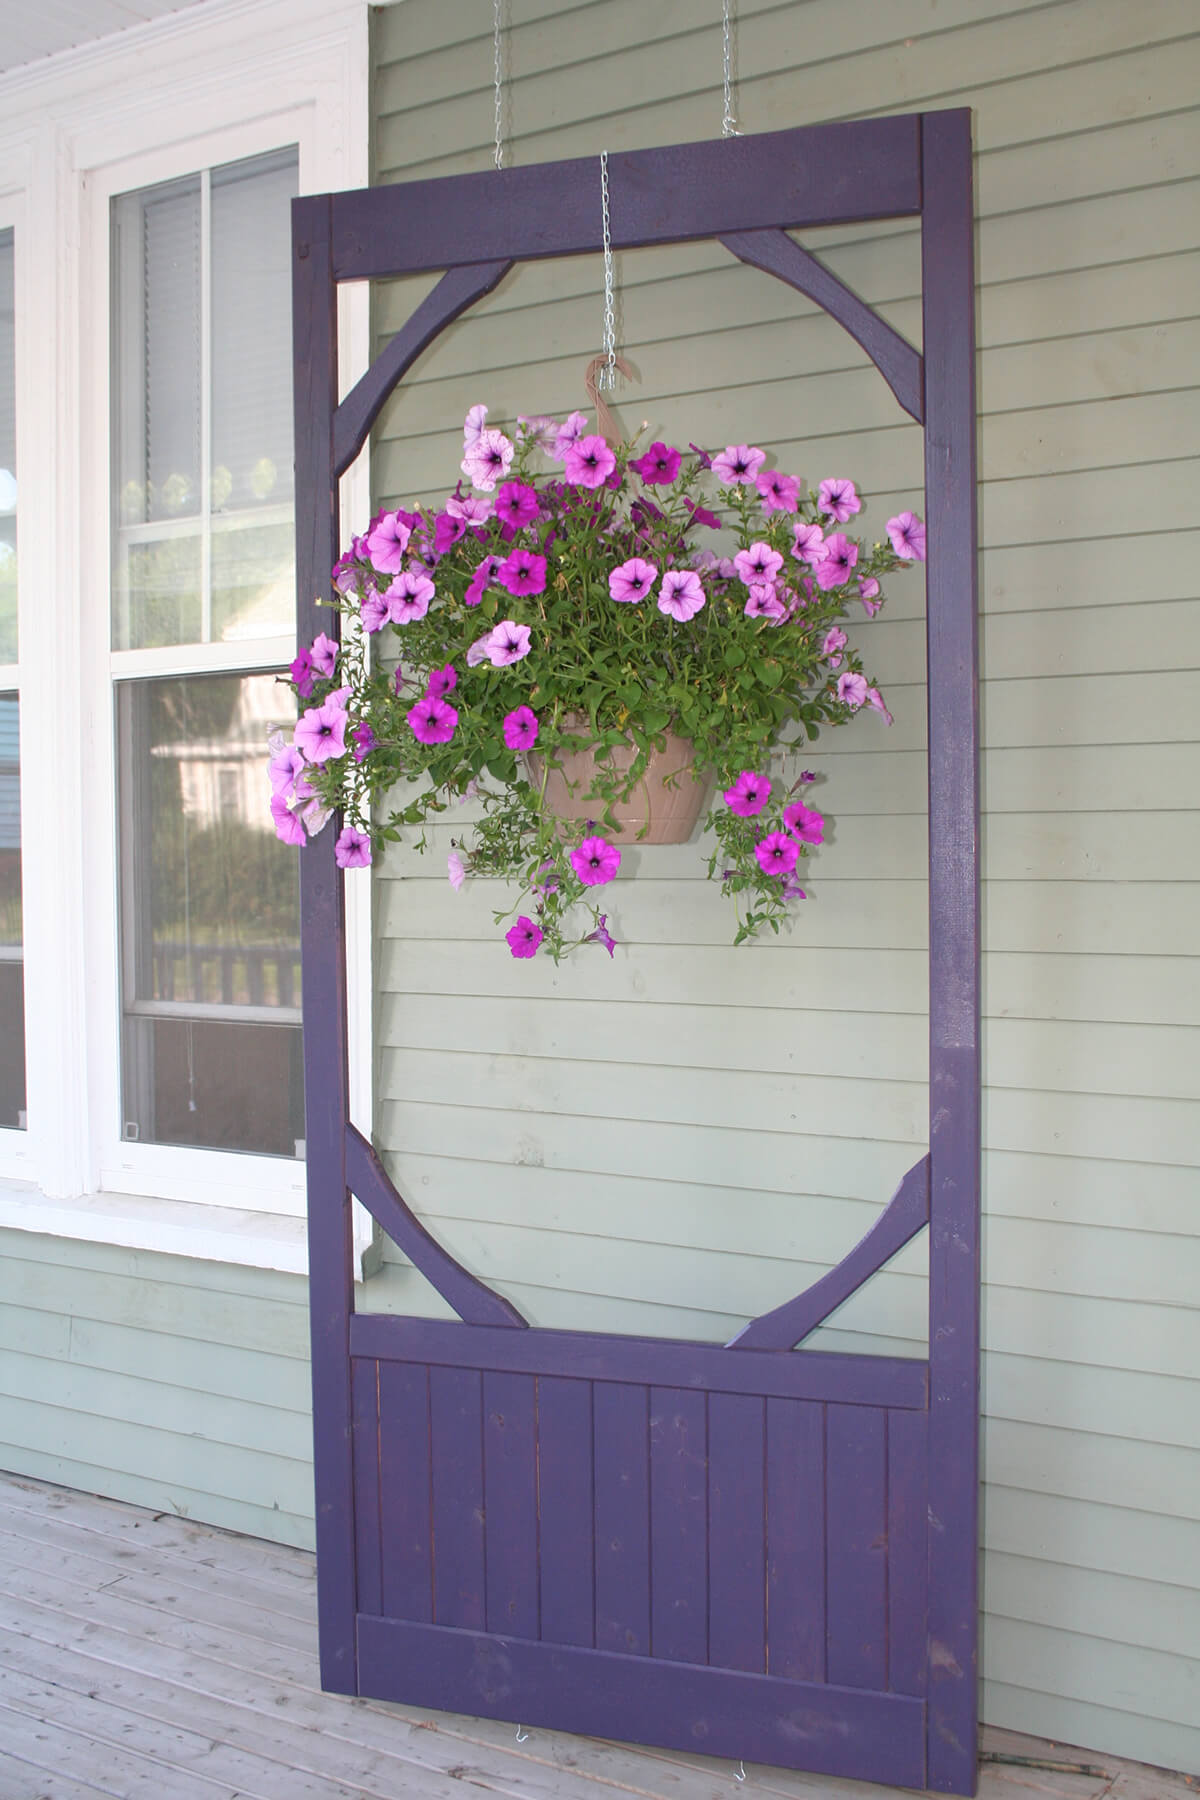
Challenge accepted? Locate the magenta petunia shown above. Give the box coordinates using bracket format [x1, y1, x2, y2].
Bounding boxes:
[408, 695, 459, 744]
[497, 547, 548, 597]
[858, 575, 883, 616]
[570, 836, 621, 887]
[495, 481, 541, 530]
[818, 478, 861, 523]
[461, 427, 514, 491]
[755, 831, 800, 877]
[351, 721, 376, 763]
[587, 913, 618, 957]
[887, 510, 926, 561]
[433, 511, 468, 557]
[485, 619, 533, 666]
[790, 522, 827, 566]
[269, 792, 306, 847]
[683, 496, 722, 531]
[465, 554, 502, 607]
[814, 532, 858, 590]
[756, 469, 801, 515]
[782, 801, 824, 845]
[563, 434, 617, 489]
[309, 631, 339, 678]
[503, 705, 540, 750]
[334, 826, 372, 869]
[426, 665, 457, 699]
[609, 557, 658, 604]
[630, 441, 682, 485]
[724, 770, 772, 816]
[734, 542, 785, 587]
[658, 568, 706, 622]
[289, 648, 315, 697]
[506, 915, 544, 958]
[294, 698, 348, 764]
[366, 511, 411, 574]
[712, 444, 767, 485]
[385, 570, 435, 622]
[837, 671, 869, 709]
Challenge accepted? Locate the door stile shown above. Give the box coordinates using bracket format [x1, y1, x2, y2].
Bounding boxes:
[293, 192, 359, 1695]
[920, 109, 982, 1794]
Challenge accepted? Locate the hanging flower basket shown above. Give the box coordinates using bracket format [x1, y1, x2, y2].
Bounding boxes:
[270, 404, 926, 961]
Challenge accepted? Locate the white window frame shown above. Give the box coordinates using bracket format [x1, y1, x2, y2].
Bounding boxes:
[0, 0, 374, 1272]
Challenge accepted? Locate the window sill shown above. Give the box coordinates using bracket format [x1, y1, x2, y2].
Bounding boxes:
[0, 1181, 314, 1274]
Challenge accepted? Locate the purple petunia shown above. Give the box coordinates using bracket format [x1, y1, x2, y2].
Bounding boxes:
[366, 511, 411, 575]
[385, 570, 436, 622]
[724, 770, 771, 816]
[563, 434, 617, 489]
[426, 665, 457, 699]
[683, 496, 722, 531]
[791, 522, 827, 565]
[461, 427, 514, 491]
[755, 831, 800, 877]
[630, 441, 682, 485]
[887, 511, 926, 561]
[502, 705, 540, 750]
[734, 542, 785, 587]
[658, 568, 705, 622]
[837, 671, 869, 709]
[351, 721, 376, 763]
[744, 583, 787, 622]
[506, 915, 544, 958]
[587, 914, 618, 957]
[269, 741, 306, 798]
[294, 698, 348, 764]
[711, 444, 767, 485]
[289, 648, 315, 698]
[570, 836, 621, 887]
[334, 826, 372, 869]
[782, 801, 824, 845]
[463, 403, 488, 447]
[756, 469, 801, 515]
[553, 411, 590, 461]
[465, 554, 502, 607]
[433, 511, 468, 557]
[484, 620, 533, 666]
[814, 533, 858, 591]
[859, 576, 883, 616]
[497, 547, 548, 597]
[609, 557, 658, 604]
[408, 695, 459, 744]
[270, 792, 307, 846]
[818, 478, 861, 523]
[495, 481, 541, 530]
[446, 491, 494, 526]
[309, 631, 339, 678]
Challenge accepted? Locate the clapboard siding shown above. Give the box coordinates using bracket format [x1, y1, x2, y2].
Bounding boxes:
[370, 0, 1200, 1772]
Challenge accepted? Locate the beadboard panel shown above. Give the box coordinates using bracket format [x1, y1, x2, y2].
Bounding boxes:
[368, 0, 1200, 1773]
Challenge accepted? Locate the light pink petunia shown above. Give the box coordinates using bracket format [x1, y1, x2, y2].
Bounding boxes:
[783, 801, 825, 845]
[570, 836, 621, 887]
[609, 557, 658, 604]
[461, 427, 515, 491]
[269, 792, 307, 846]
[517, 415, 560, 453]
[446, 492, 494, 526]
[837, 671, 869, 709]
[734, 542, 785, 587]
[552, 410, 590, 461]
[818, 478, 861, 522]
[334, 826, 372, 869]
[384, 570, 435, 623]
[466, 634, 493, 668]
[563, 434, 617, 489]
[887, 511, 926, 561]
[658, 568, 705, 622]
[711, 444, 767, 485]
[463, 403, 489, 447]
[791, 522, 827, 565]
[755, 831, 800, 877]
[866, 686, 894, 725]
[484, 619, 533, 666]
[814, 532, 859, 590]
[724, 770, 772, 816]
[756, 469, 801, 515]
[294, 699, 348, 764]
[447, 850, 466, 890]
[366, 511, 411, 575]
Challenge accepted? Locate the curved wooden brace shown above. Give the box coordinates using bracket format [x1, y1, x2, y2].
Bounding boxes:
[727, 1153, 930, 1352]
[332, 259, 513, 477]
[718, 228, 924, 424]
[345, 1124, 528, 1329]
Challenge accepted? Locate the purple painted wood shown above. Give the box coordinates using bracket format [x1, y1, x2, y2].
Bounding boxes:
[346, 1126, 527, 1329]
[325, 118, 922, 280]
[707, 1394, 766, 1674]
[350, 1360, 382, 1617]
[649, 1388, 708, 1665]
[888, 1407, 929, 1697]
[718, 229, 924, 422]
[378, 1360, 433, 1623]
[332, 261, 512, 477]
[731, 1154, 930, 1352]
[765, 1398, 826, 1682]
[920, 108, 982, 1794]
[483, 1372, 540, 1640]
[349, 1314, 927, 1409]
[293, 193, 358, 1696]
[428, 1366, 486, 1631]
[535, 1376, 595, 1648]
[593, 1383, 651, 1657]
[356, 1616, 927, 1790]
[825, 1406, 888, 1691]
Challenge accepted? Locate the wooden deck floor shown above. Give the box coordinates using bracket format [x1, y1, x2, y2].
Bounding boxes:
[0, 1471, 1191, 1800]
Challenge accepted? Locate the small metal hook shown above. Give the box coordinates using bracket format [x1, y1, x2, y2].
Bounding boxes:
[515, 1724, 529, 1743]
[735, 1761, 747, 1783]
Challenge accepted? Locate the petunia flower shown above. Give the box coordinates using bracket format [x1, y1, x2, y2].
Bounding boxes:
[609, 557, 658, 604]
[563, 434, 617, 489]
[887, 511, 926, 561]
[351, 721, 376, 763]
[822, 627, 848, 665]
[814, 532, 858, 590]
[446, 491, 494, 526]
[630, 441, 682, 484]
[334, 826, 372, 869]
[734, 542, 785, 587]
[269, 792, 307, 847]
[506, 915, 543, 958]
[269, 741, 306, 797]
[289, 648, 315, 698]
[497, 547, 548, 597]
[755, 831, 800, 877]
[366, 511, 412, 574]
[837, 671, 869, 709]
[517, 415, 560, 453]
[658, 568, 705, 622]
[495, 481, 541, 531]
[744, 584, 787, 621]
[756, 469, 801, 515]
[783, 801, 824, 844]
[309, 631, 339, 678]
[294, 698, 348, 764]
[433, 511, 468, 556]
[384, 570, 435, 622]
[465, 554, 502, 607]
[466, 633, 493, 667]
[484, 620, 533, 666]
[587, 914, 618, 957]
[683, 496, 722, 530]
[461, 427, 514, 491]
[859, 576, 883, 616]
[724, 770, 771, 815]
[426, 665, 457, 699]
[360, 588, 389, 634]
[780, 872, 807, 901]
[866, 686, 894, 725]
[408, 695, 459, 744]
[570, 836, 621, 887]
[463, 403, 489, 447]
[552, 411, 590, 461]
[818, 478, 861, 522]
[791, 522, 827, 565]
[712, 444, 767, 485]
[447, 849, 466, 890]
[503, 705, 540, 750]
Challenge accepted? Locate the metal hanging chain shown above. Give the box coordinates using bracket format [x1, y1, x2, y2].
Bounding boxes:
[493, 0, 504, 169]
[722, 0, 742, 137]
[598, 150, 617, 390]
